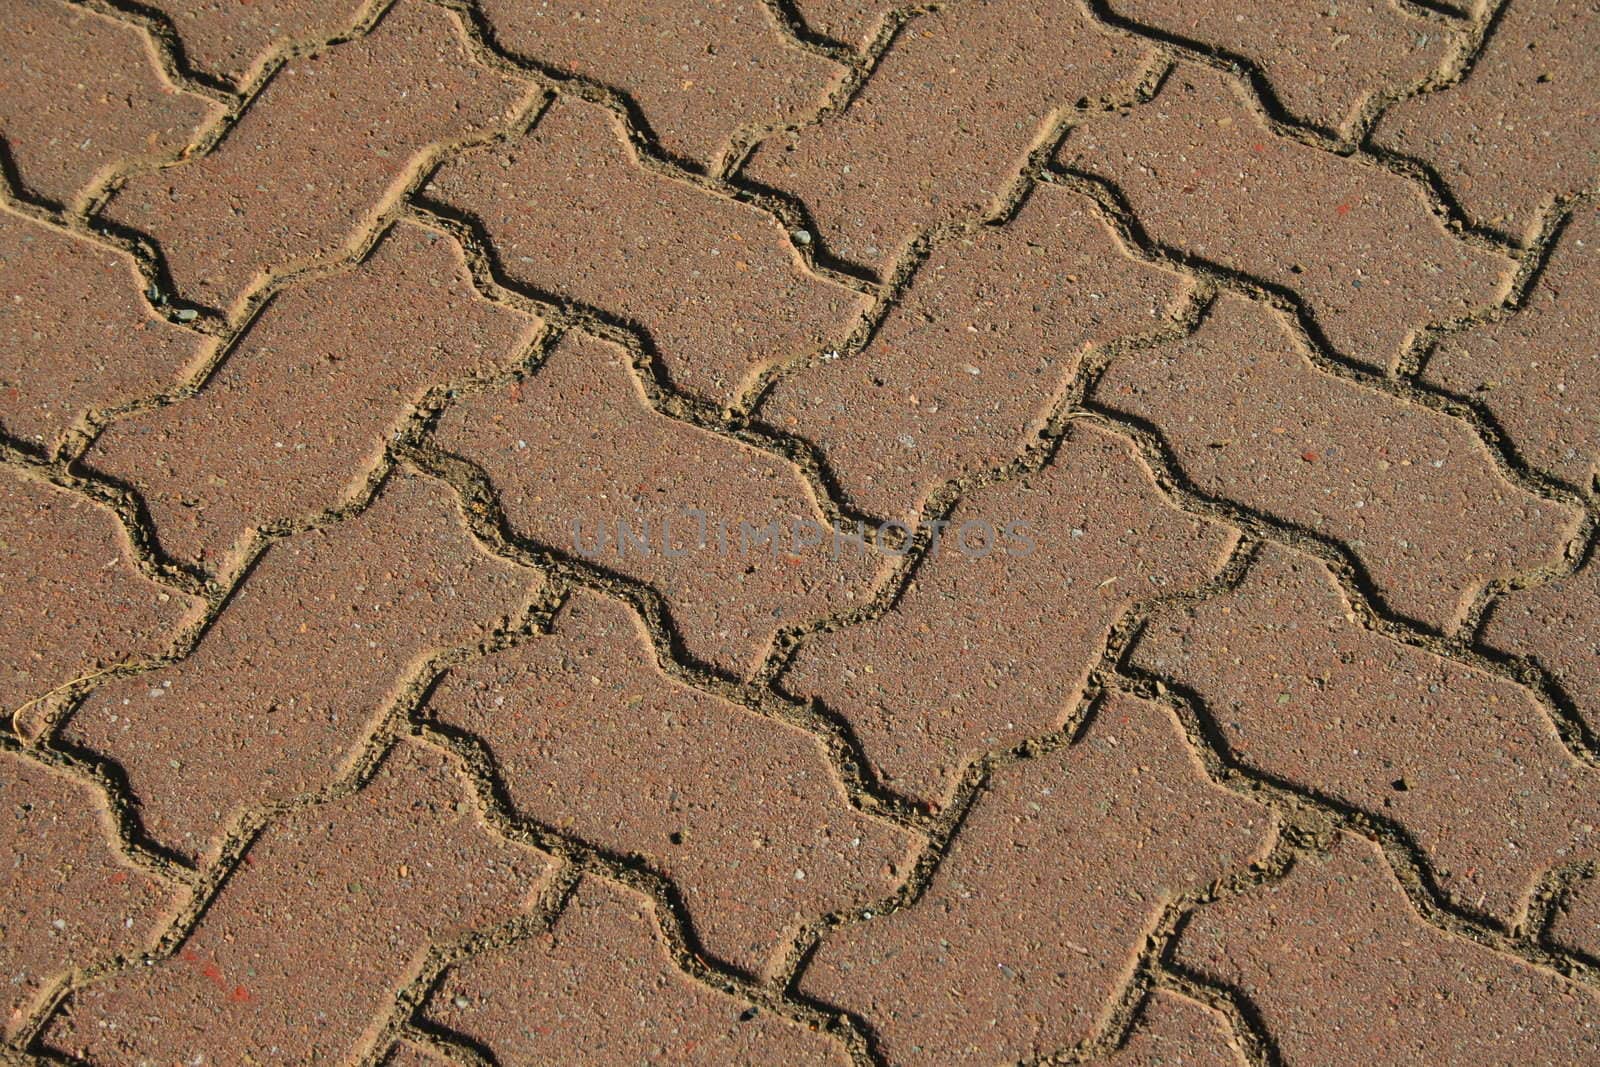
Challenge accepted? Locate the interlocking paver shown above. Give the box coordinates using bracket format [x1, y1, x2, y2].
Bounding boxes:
[1551, 877, 1600, 961]
[1101, 0, 1449, 134]
[98, 0, 532, 315]
[1481, 551, 1600, 735]
[1423, 204, 1600, 489]
[474, 0, 840, 168]
[423, 588, 918, 977]
[798, 692, 1273, 1066]
[0, 468, 196, 724]
[59, 473, 538, 863]
[1063, 64, 1514, 372]
[1134, 541, 1600, 924]
[1096, 991, 1243, 1066]
[1, 209, 202, 450]
[434, 329, 883, 677]
[426, 875, 851, 1063]
[781, 423, 1236, 805]
[0, 0, 215, 207]
[1372, 0, 1600, 240]
[758, 184, 1185, 523]
[141, 0, 369, 85]
[83, 220, 539, 568]
[1096, 293, 1580, 631]
[791, 0, 887, 45]
[1, 751, 183, 1039]
[422, 95, 864, 406]
[41, 738, 549, 1065]
[741, 0, 1158, 275]
[1175, 833, 1600, 1064]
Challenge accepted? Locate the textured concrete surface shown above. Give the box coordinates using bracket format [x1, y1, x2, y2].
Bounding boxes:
[1, 0, 1597, 1064]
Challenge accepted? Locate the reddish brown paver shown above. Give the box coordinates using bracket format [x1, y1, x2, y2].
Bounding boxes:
[0, 467, 196, 726]
[41, 738, 550, 1065]
[758, 184, 1186, 523]
[0, 0, 215, 208]
[0, 208, 202, 450]
[1095, 990, 1244, 1066]
[1175, 833, 1600, 1064]
[58, 472, 539, 864]
[1372, 0, 1600, 241]
[435, 329, 884, 677]
[83, 220, 540, 569]
[1101, 0, 1451, 134]
[741, 0, 1158, 275]
[475, 0, 841, 169]
[426, 874, 851, 1063]
[1481, 551, 1600, 734]
[1095, 292, 1581, 631]
[1063, 64, 1515, 372]
[141, 0, 370, 85]
[423, 95, 865, 406]
[791, 0, 888, 46]
[0, 751, 183, 1040]
[422, 588, 919, 977]
[1551, 877, 1600, 961]
[6, 0, 1600, 1061]
[799, 692, 1274, 1065]
[1423, 204, 1600, 489]
[97, 0, 534, 315]
[1134, 541, 1600, 925]
[781, 422, 1237, 806]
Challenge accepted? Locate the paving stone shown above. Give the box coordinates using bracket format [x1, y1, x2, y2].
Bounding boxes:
[741, 0, 1157, 275]
[142, 0, 368, 85]
[434, 329, 883, 677]
[98, 1, 532, 314]
[1063, 64, 1514, 372]
[1, 209, 200, 451]
[83, 220, 539, 569]
[1092, 990, 1243, 1066]
[426, 875, 851, 1063]
[59, 473, 538, 864]
[0, 0, 214, 207]
[1423, 204, 1600, 489]
[1134, 541, 1600, 924]
[781, 422, 1236, 805]
[475, 0, 840, 167]
[423, 589, 918, 977]
[42, 738, 549, 1065]
[1101, 0, 1448, 133]
[423, 95, 864, 406]
[0, 751, 183, 1039]
[1096, 293, 1580, 631]
[0, 468, 196, 725]
[1175, 833, 1600, 1064]
[758, 184, 1185, 523]
[791, 0, 887, 45]
[1481, 552, 1600, 735]
[798, 692, 1274, 1066]
[1550, 876, 1600, 962]
[1372, 0, 1600, 240]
